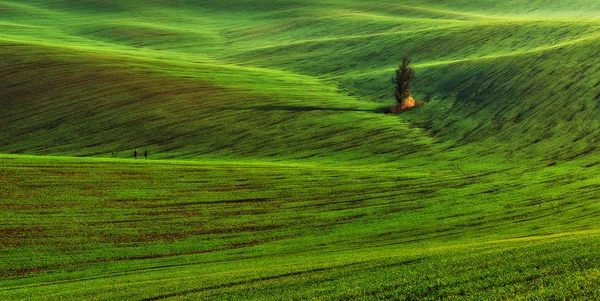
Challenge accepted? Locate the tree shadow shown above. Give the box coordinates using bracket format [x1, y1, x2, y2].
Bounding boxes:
[247, 105, 388, 114]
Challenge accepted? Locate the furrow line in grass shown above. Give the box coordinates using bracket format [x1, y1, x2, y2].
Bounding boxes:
[342, 4, 509, 21]
[0, 236, 292, 293]
[416, 32, 600, 68]
[235, 24, 466, 52]
[138, 259, 391, 301]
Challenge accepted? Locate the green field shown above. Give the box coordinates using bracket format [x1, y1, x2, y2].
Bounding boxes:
[2, 1, 600, 299]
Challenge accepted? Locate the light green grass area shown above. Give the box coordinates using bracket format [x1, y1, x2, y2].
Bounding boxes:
[2, 0, 600, 299]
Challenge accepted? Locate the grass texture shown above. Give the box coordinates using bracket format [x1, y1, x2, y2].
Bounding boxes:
[2, 0, 600, 299]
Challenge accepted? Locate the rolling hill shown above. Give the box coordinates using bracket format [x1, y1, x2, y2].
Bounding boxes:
[2, 0, 600, 299]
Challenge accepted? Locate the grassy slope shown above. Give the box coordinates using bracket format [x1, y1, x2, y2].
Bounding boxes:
[217, 2, 600, 163]
[3, 155, 600, 300]
[3, 0, 600, 163]
[2, 0, 600, 299]
[0, 2, 439, 163]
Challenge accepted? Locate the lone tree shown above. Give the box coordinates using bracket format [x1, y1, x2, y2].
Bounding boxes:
[392, 55, 416, 104]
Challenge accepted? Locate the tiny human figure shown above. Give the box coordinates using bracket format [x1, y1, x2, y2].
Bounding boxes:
[134, 149, 139, 159]
[144, 150, 148, 160]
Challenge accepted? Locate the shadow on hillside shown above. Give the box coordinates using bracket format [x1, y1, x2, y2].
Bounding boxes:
[247, 105, 386, 113]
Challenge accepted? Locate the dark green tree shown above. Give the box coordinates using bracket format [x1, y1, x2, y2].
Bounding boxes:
[392, 55, 416, 103]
